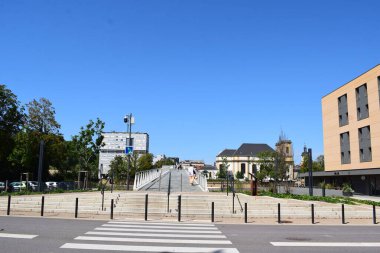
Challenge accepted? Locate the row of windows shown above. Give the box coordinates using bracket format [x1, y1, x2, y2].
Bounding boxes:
[340, 125, 372, 164]
[339, 77, 380, 126]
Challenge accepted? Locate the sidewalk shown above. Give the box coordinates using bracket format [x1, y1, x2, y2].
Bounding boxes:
[352, 194, 380, 202]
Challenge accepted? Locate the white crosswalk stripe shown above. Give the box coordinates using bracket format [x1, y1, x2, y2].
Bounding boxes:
[0, 233, 38, 239]
[60, 221, 239, 252]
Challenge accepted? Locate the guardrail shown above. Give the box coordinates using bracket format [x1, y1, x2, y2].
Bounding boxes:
[196, 171, 208, 192]
[133, 168, 170, 191]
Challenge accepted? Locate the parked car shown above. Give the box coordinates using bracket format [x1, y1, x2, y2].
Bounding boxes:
[0, 182, 5, 192]
[27, 181, 39, 191]
[57, 181, 75, 190]
[9, 181, 26, 192]
[45, 181, 57, 190]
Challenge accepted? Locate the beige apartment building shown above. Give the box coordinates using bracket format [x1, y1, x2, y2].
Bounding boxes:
[310, 65, 380, 195]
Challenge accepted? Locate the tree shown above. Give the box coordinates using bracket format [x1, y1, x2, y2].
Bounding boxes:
[0, 85, 24, 179]
[300, 154, 324, 173]
[257, 150, 289, 192]
[109, 155, 128, 183]
[72, 118, 105, 179]
[26, 98, 60, 134]
[9, 130, 66, 181]
[154, 157, 175, 168]
[137, 153, 153, 171]
[217, 157, 229, 179]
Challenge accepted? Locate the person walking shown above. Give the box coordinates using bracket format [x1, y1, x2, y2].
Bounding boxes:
[188, 166, 194, 185]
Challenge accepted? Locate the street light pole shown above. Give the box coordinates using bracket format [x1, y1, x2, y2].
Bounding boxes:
[308, 148, 313, 196]
[124, 113, 133, 191]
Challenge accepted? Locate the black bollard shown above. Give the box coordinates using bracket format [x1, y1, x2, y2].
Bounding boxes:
[7, 195, 11, 215]
[232, 192, 235, 214]
[373, 205, 376, 224]
[211, 202, 215, 222]
[311, 204, 315, 224]
[244, 203, 248, 223]
[178, 195, 181, 222]
[41, 196, 45, 217]
[111, 199, 114, 220]
[342, 204, 345, 224]
[278, 203, 281, 224]
[75, 198, 78, 218]
[145, 194, 148, 221]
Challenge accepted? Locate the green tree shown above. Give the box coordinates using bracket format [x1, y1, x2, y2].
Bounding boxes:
[8, 97, 65, 181]
[257, 150, 289, 192]
[72, 118, 105, 179]
[154, 157, 175, 168]
[0, 85, 24, 179]
[217, 157, 229, 179]
[137, 153, 153, 171]
[9, 130, 66, 181]
[300, 154, 325, 173]
[109, 155, 128, 183]
[26, 98, 61, 134]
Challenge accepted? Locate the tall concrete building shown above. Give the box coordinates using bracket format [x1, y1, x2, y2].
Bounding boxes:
[311, 65, 380, 195]
[98, 132, 149, 177]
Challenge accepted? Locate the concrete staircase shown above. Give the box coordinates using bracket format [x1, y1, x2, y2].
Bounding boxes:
[0, 191, 375, 220]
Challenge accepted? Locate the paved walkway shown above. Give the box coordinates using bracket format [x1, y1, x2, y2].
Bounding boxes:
[140, 169, 203, 193]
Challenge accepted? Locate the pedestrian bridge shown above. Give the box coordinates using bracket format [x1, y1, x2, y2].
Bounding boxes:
[133, 166, 208, 192]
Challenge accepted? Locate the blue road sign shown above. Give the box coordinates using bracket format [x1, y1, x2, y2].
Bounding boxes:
[125, 146, 133, 155]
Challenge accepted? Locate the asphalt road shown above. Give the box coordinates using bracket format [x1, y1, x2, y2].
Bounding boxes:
[1, 216, 380, 253]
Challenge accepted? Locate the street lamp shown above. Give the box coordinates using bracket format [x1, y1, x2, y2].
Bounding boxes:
[124, 114, 134, 190]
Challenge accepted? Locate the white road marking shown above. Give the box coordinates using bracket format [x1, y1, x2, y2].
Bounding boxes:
[61, 243, 239, 252]
[75, 235, 232, 244]
[108, 221, 214, 227]
[102, 224, 217, 230]
[86, 231, 227, 238]
[271, 242, 380, 247]
[95, 227, 222, 234]
[0, 233, 38, 239]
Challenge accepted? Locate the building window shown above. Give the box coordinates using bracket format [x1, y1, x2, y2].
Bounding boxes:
[241, 163, 246, 174]
[340, 132, 351, 164]
[358, 126, 372, 162]
[356, 84, 369, 120]
[338, 94, 349, 126]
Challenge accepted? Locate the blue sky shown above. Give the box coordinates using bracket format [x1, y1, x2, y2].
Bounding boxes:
[1, 0, 380, 164]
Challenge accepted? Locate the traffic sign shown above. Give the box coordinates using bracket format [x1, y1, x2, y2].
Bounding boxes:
[125, 146, 133, 155]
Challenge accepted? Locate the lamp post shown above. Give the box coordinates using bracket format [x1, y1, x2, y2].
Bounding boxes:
[124, 114, 134, 191]
[302, 146, 313, 196]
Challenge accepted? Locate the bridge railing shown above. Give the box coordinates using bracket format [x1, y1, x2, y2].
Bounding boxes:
[196, 171, 208, 192]
[133, 168, 170, 191]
